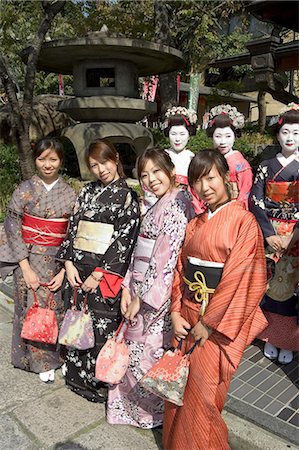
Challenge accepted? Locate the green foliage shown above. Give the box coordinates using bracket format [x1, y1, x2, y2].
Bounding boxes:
[0, 144, 21, 221]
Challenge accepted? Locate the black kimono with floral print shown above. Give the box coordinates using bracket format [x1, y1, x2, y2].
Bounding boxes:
[57, 178, 140, 402]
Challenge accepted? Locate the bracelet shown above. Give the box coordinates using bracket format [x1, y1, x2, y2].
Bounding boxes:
[90, 273, 101, 282]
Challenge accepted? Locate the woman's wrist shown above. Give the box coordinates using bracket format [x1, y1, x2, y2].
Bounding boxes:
[90, 272, 102, 282]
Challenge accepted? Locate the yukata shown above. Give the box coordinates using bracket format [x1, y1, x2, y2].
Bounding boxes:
[163, 201, 267, 450]
[226, 150, 252, 208]
[57, 178, 140, 402]
[249, 150, 299, 351]
[0, 175, 76, 373]
[165, 148, 205, 214]
[107, 188, 194, 428]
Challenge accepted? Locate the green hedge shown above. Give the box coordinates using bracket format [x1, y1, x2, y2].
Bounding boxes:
[0, 144, 21, 222]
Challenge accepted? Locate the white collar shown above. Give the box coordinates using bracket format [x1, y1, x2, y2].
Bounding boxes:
[276, 149, 299, 167]
[41, 178, 59, 192]
[208, 200, 235, 220]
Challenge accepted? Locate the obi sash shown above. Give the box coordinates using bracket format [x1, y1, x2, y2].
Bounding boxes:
[266, 180, 299, 204]
[133, 235, 156, 276]
[22, 213, 68, 247]
[73, 220, 114, 255]
[176, 174, 188, 186]
[183, 257, 224, 316]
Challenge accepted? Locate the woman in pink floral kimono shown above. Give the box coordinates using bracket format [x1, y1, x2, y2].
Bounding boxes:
[0, 138, 76, 382]
[107, 147, 194, 428]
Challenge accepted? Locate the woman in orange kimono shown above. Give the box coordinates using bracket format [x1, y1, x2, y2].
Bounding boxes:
[163, 150, 267, 450]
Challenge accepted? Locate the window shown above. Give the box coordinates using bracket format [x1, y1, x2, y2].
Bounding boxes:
[86, 68, 115, 88]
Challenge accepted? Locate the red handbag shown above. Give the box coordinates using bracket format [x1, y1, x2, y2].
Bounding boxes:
[21, 285, 58, 345]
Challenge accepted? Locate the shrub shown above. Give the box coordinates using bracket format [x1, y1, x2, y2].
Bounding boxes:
[0, 144, 21, 221]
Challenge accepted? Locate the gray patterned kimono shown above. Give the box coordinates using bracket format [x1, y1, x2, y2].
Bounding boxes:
[0, 175, 76, 373]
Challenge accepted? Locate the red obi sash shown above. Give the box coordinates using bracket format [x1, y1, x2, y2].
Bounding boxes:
[22, 213, 68, 246]
[266, 180, 299, 203]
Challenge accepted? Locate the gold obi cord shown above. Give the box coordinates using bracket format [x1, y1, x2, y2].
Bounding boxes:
[183, 271, 215, 316]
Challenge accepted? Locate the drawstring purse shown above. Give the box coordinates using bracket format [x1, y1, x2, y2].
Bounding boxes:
[140, 340, 198, 406]
[58, 288, 95, 350]
[21, 284, 58, 345]
[95, 320, 129, 384]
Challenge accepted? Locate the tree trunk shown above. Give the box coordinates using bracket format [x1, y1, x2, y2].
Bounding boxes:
[154, 1, 177, 113]
[0, 0, 66, 180]
[258, 90, 266, 134]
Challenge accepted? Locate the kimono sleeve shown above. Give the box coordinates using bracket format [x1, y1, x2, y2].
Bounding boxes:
[170, 218, 197, 313]
[56, 188, 83, 261]
[97, 190, 140, 278]
[202, 214, 267, 342]
[249, 163, 275, 238]
[236, 160, 252, 207]
[139, 198, 189, 310]
[2, 184, 28, 263]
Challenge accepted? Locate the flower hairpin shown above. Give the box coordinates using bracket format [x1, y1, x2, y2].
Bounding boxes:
[164, 106, 198, 129]
[208, 104, 245, 129]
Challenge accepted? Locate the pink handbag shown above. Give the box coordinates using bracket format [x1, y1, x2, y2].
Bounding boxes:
[95, 320, 129, 384]
[58, 289, 94, 350]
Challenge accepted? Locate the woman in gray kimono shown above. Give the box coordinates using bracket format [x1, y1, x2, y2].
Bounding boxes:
[57, 139, 140, 403]
[0, 138, 76, 382]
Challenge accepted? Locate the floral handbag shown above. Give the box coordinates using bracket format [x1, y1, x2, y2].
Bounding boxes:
[95, 320, 129, 384]
[21, 285, 58, 345]
[58, 289, 95, 350]
[140, 340, 198, 406]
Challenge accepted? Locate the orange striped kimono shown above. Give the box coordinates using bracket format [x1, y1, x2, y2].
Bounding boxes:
[163, 201, 268, 450]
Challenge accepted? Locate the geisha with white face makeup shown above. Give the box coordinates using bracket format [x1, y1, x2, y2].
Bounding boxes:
[206, 105, 252, 209]
[277, 123, 299, 156]
[249, 104, 299, 365]
[168, 125, 190, 153]
[164, 111, 204, 214]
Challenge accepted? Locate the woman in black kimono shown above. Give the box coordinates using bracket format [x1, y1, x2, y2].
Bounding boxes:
[57, 139, 140, 402]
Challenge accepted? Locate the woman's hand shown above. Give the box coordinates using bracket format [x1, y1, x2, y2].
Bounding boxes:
[171, 312, 191, 340]
[266, 235, 284, 253]
[47, 269, 65, 292]
[120, 287, 132, 316]
[65, 261, 83, 288]
[190, 321, 212, 347]
[81, 272, 102, 293]
[19, 259, 40, 290]
[123, 296, 141, 321]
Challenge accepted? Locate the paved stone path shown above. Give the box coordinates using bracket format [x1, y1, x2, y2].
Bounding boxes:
[0, 280, 297, 450]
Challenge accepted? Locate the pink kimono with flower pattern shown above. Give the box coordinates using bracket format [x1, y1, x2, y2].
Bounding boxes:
[107, 188, 194, 428]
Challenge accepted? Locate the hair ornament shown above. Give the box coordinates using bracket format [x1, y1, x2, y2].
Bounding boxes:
[269, 103, 299, 127]
[164, 105, 198, 128]
[208, 104, 245, 129]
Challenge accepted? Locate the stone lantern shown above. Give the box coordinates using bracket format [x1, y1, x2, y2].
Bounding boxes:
[26, 26, 184, 179]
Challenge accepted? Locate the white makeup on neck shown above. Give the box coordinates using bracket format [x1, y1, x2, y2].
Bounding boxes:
[169, 125, 190, 153]
[277, 123, 299, 157]
[212, 127, 235, 155]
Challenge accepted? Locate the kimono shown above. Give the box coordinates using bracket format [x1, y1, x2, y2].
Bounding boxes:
[56, 178, 140, 402]
[107, 188, 194, 428]
[165, 148, 205, 214]
[226, 150, 252, 208]
[249, 151, 299, 351]
[163, 201, 267, 450]
[0, 175, 76, 373]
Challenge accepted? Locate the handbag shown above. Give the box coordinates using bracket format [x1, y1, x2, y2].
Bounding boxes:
[21, 285, 58, 345]
[140, 340, 198, 406]
[95, 320, 129, 384]
[58, 289, 95, 350]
